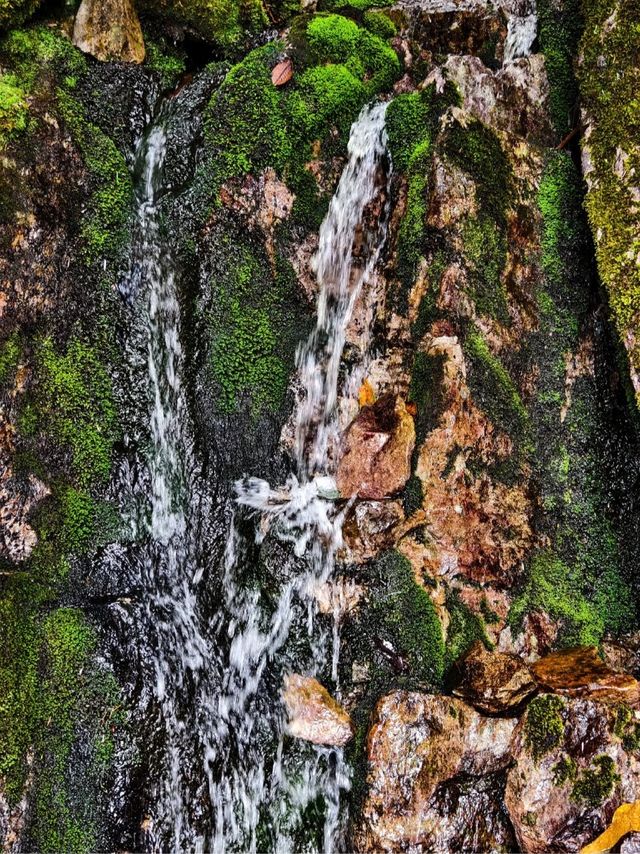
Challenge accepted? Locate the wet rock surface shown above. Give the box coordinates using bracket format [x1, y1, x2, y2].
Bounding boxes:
[356, 691, 516, 851]
[453, 640, 537, 713]
[337, 394, 415, 499]
[282, 674, 354, 747]
[532, 647, 640, 707]
[73, 0, 145, 63]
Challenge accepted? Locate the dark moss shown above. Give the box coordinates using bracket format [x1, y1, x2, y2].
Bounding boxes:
[571, 755, 619, 808]
[408, 350, 446, 447]
[524, 694, 565, 760]
[403, 473, 424, 516]
[553, 755, 578, 785]
[444, 589, 491, 668]
[537, 0, 582, 137]
[0, 0, 43, 32]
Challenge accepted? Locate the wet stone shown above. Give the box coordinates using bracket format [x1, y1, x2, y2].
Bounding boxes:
[532, 647, 640, 707]
[282, 674, 354, 747]
[452, 640, 537, 713]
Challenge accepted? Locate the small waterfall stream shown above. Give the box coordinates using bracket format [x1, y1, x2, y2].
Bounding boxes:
[105, 97, 391, 852]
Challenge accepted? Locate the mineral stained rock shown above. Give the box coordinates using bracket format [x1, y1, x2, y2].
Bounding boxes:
[73, 0, 145, 63]
[282, 674, 354, 747]
[453, 640, 537, 713]
[532, 647, 640, 707]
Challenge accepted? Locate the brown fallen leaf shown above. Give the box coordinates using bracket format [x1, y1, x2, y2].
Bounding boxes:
[271, 58, 293, 87]
[581, 801, 640, 854]
[358, 378, 375, 407]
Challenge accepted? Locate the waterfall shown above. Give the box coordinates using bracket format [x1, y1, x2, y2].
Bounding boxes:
[104, 98, 390, 853]
[504, 12, 537, 62]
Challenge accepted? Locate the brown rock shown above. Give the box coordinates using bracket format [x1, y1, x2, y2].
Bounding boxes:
[453, 640, 537, 713]
[505, 695, 640, 853]
[532, 647, 640, 707]
[271, 58, 293, 87]
[356, 691, 516, 851]
[73, 0, 145, 63]
[282, 674, 353, 747]
[337, 394, 415, 499]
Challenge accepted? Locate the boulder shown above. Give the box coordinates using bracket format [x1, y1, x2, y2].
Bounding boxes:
[532, 647, 640, 707]
[73, 0, 145, 64]
[282, 674, 353, 747]
[356, 691, 516, 851]
[582, 802, 640, 854]
[337, 394, 415, 499]
[505, 695, 640, 852]
[453, 640, 537, 713]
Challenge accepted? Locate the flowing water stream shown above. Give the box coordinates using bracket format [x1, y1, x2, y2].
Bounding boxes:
[103, 96, 391, 852]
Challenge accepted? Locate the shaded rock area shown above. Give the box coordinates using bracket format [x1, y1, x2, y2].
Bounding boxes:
[73, 0, 145, 63]
[452, 640, 537, 713]
[533, 647, 640, 707]
[282, 674, 354, 747]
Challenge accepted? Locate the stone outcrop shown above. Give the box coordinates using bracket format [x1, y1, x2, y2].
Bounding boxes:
[337, 394, 415, 499]
[453, 640, 537, 713]
[356, 691, 516, 851]
[73, 0, 145, 63]
[532, 647, 640, 707]
[505, 695, 640, 852]
[282, 674, 354, 747]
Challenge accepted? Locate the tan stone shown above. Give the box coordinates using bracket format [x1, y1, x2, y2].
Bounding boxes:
[453, 640, 537, 713]
[282, 674, 353, 747]
[73, 0, 145, 64]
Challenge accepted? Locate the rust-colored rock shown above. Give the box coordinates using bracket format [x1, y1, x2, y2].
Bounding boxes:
[337, 393, 415, 499]
[282, 674, 353, 747]
[532, 647, 640, 706]
[506, 695, 640, 853]
[453, 640, 537, 713]
[271, 58, 293, 87]
[73, 0, 145, 63]
[356, 691, 516, 852]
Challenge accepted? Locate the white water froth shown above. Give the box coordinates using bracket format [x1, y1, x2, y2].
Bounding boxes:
[504, 13, 537, 61]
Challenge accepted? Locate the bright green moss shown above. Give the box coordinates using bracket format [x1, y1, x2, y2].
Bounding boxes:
[571, 755, 619, 807]
[307, 13, 360, 61]
[1, 25, 86, 92]
[0, 73, 27, 147]
[319, 0, 392, 10]
[144, 38, 187, 83]
[462, 215, 509, 323]
[295, 63, 367, 136]
[57, 90, 133, 263]
[386, 89, 437, 172]
[524, 694, 565, 760]
[35, 337, 118, 486]
[363, 9, 396, 38]
[537, 0, 582, 136]
[372, 550, 445, 685]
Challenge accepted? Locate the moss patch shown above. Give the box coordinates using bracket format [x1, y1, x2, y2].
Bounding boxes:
[571, 755, 619, 807]
[524, 694, 565, 760]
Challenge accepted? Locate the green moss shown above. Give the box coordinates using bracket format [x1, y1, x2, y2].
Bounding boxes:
[295, 62, 367, 136]
[524, 694, 565, 760]
[571, 755, 619, 807]
[144, 38, 187, 83]
[0, 0, 42, 31]
[444, 589, 492, 667]
[537, 0, 582, 136]
[57, 90, 133, 264]
[577, 0, 640, 397]
[209, 237, 308, 417]
[0, 330, 20, 384]
[35, 337, 119, 486]
[403, 473, 423, 516]
[371, 550, 445, 685]
[307, 13, 360, 61]
[139, 0, 269, 50]
[1, 25, 86, 93]
[362, 10, 396, 38]
[464, 329, 529, 448]
[553, 755, 578, 785]
[319, 0, 392, 11]
[0, 73, 27, 147]
[461, 215, 509, 323]
[613, 704, 640, 752]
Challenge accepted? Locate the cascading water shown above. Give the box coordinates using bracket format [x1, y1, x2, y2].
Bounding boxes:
[504, 9, 537, 62]
[104, 96, 390, 853]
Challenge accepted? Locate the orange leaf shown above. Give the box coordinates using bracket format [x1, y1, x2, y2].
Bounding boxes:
[582, 802, 640, 854]
[358, 379, 375, 408]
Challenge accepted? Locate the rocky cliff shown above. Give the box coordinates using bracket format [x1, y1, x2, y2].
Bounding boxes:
[0, 0, 639, 850]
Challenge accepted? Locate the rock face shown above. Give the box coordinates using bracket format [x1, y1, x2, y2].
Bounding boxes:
[532, 647, 640, 707]
[73, 0, 145, 63]
[505, 695, 640, 852]
[453, 640, 537, 713]
[282, 674, 353, 747]
[356, 691, 516, 851]
[337, 394, 415, 499]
